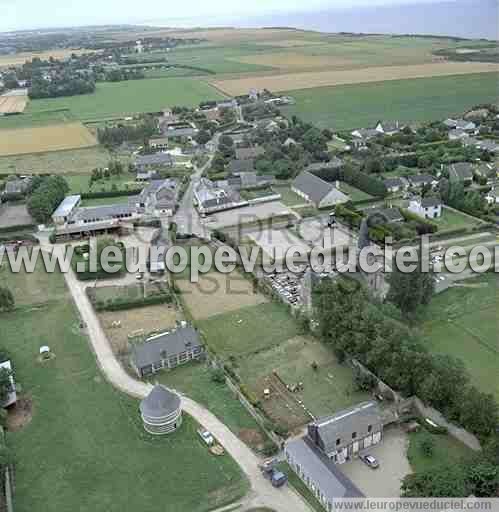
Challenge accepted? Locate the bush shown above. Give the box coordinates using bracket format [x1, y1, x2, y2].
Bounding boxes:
[0, 223, 35, 234]
[261, 441, 279, 457]
[210, 368, 226, 384]
[419, 434, 435, 457]
[80, 189, 142, 199]
[93, 292, 172, 311]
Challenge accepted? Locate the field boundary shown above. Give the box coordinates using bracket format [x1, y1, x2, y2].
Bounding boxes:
[210, 63, 499, 95]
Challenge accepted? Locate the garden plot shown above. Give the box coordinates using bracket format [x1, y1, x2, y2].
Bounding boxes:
[238, 336, 369, 432]
[204, 202, 293, 230]
[176, 270, 267, 320]
[99, 303, 181, 356]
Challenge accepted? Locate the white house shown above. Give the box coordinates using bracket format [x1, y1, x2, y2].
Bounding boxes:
[408, 197, 442, 219]
[375, 120, 405, 135]
[485, 188, 498, 205]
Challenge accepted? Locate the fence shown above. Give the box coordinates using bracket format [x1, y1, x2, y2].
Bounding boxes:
[224, 374, 282, 448]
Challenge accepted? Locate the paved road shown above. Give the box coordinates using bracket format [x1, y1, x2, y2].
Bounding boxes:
[44, 242, 310, 512]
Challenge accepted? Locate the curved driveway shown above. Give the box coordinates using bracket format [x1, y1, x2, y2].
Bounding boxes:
[61, 261, 311, 512]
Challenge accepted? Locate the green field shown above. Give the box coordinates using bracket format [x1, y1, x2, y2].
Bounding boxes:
[434, 207, 482, 232]
[337, 181, 373, 201]
[26, 77, 226, 121]
[407, 430, 473, 473]
[65, 174, 140, 194]
[0, 109, 76, 130]
[157, 361, 269, 452]
[0, 146, 121, 175]
[197, 302, 300, 357]
[271, 184, 304, 206]
[282, 73, 499, 130]
[420, 273, 498, 401]
[1, 264, 247, 512]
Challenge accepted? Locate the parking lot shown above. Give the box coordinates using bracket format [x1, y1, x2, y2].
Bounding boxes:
[338, 426, 412, 497]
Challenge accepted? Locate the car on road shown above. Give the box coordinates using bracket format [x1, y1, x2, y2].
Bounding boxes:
[197, 428, 214, 446]
[360, 454, 379, 469]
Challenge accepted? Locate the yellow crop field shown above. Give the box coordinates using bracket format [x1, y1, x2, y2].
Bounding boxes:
[0, 49, 95, 68]
[211, 62, 499, 96]
[0, 95, 28, 114]
[0, 122, 98, 156]
[229, 52, 357, 70]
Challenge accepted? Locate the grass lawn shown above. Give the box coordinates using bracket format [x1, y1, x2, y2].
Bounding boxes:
[337, 181, 373, 202]
[65, 174, 140, 194]
[407, 430, 473, 473]
[197, 302, 300, 358]
[80, 195, 134, 207]
[282, 73, 499, 130]
[271, 184, 304, 206]
[0, 109, 75, 130]
[26, 78, 226, 121]
[433, 207, 482, 232]
[1, 265, 248, 512]
[276, 462, 322, 512]
[0, 146, 120, 175]
[419, 273, 498, 401]
[156, 361, 270, 452]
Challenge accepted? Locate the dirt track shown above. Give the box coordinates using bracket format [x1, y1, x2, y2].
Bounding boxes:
[210, 62, 499, 95]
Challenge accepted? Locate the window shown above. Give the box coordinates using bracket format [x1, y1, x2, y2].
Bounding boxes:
[336, 438, 341, 446]
[368, 425, 372, 433]
[352, 432, 357, 439]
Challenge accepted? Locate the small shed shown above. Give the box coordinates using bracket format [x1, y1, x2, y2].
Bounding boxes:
[140, 385, 182, 435]
[0, 360, 17, 408]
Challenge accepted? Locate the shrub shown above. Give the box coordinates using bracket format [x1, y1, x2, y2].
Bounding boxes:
[419, 434, 435, 457]
[210, 368, 226, 384]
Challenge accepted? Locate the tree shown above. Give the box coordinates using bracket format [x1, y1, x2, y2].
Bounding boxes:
[419, 434, 435, 457]
[0, 287, 14, 312]
[0, 367, 12, 404]
[387, 261, 434, 314]
[459, 387, 499, 437]
[402, 464, 470, 497]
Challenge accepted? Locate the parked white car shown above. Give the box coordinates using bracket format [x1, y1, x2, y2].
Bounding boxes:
[198, 429, 214, 446]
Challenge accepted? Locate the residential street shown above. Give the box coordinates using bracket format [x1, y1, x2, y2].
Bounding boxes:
[43, 242, 311, 512]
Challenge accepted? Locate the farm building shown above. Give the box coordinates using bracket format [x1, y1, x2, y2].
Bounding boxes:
[131, 324, 204, 378]
[447, 162, 474, 185]
[52, 195, 82, 224]
[408, 197, 442, 219]
[194, 178, 246, 214]
[443, 118, 477, 132]
[140, 385, 182, 435]
[218, 172, 274, 190]
[383, 177, 407, 193]
[235, 146, 265, 160]
[161, 121, 198, 139]
[149, 137, 169, 150]
[307, 401, 382, 463]
[375, 120, 405, 135]
[292, 171, 349, 208]
[285, 437, 364, 510]
[407, 174, 439, 189]
[305, 157, 343, 173]
[227, 158, 255, 174]
[134, 152, 174, 172]
[134, 179, 179, 217]
[3, 176, 32, 196]
[367, 207, 404, 223]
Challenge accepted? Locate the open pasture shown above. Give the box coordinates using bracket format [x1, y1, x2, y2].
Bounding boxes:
[26, 78, 226, 121]
[0, 122, 97, 156]
[420, 273, 499, 401]
[210, 62, 499, 96]
[282, 72, 499, 130]
[0, 48, 95, 68]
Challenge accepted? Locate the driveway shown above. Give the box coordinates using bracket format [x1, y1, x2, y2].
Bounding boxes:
[338, 426, 412, 497]
[41, 243, 311, 512]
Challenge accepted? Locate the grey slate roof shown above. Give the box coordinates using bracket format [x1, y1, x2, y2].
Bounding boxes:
[73, 204, 134, 222]
[408, 174, 436, 186]
[383, 177, 404, 189]
[132, 326, 202, 369]
[135, 153, 174, 167]
[286, 437, 364, 500]
[292, 171, 334, 204]
[305, 157, 343, 172]
[448, 162, 474, 181]
[421, 197, 442, 208]
[140, 385, 181, 418]
[52, 195, 81, 218]
[308, 401, 381, 455]
[235, 146, 265, 160]
[228, 159, 255, 173]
